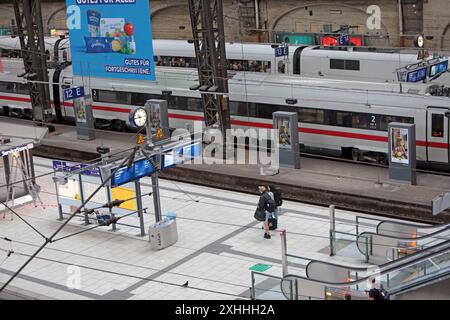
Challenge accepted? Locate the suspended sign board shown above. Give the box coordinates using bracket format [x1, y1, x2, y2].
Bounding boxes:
[66, 0, 156, 81]
[406, 67, 427, 83]
[53, 160, 100, 177]
[110, 156, 156, 188]
[429, 60, 449, 78]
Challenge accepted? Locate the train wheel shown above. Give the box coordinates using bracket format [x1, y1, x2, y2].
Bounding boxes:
[112, 120, 126, 132]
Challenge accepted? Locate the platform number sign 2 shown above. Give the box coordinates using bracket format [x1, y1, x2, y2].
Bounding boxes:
[64, 87, 85, 101]
[369, 115, 377, 130]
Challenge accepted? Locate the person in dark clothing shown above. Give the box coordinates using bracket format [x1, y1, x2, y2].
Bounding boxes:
[368, 278, 388, 300]
[257, 185, 275, 239]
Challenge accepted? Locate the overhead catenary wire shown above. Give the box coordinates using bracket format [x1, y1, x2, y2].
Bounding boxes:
[0, 146, 140, 292]
[0, 200, 48, 241]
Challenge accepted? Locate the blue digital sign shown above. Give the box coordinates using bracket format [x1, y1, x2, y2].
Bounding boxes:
[407, 67, 427, 83]
[134, 157, 155, 180]
[429, 60, 449, 78]
[110, 142, 201, 186]
[66, 0, 155, 81]
[110, 155, 156, 187]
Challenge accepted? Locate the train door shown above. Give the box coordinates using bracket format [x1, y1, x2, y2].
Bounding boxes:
[426, 107, 450, 163]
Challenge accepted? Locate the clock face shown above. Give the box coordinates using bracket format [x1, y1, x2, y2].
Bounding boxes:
[133, 108, 147, 127]
[417, 35, 424, 48]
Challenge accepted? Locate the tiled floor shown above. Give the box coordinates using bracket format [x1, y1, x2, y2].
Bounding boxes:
[0, 157, 421, 300]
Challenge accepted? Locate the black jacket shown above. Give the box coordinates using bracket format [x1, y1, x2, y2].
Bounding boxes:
[257, 192, 269, 211]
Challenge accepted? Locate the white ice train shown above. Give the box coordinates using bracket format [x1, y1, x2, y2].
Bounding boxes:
[1, 38, 450, 166]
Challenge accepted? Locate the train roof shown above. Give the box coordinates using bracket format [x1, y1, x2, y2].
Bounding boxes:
[228, 71, 436, 96]
[301, 46, 421, 63]
[152, 39, 298, 61]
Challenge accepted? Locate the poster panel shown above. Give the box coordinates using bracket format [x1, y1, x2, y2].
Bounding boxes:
[390, 127, 409, 165]
[66, 0, 155, 80]
[277, 117, 292, 149]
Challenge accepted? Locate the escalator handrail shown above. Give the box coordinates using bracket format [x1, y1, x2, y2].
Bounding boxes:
[376, 220, 448, 235]
[355, 225, 450, 256]
[304, 239, 450, 283]
[284, 241, 450, 301]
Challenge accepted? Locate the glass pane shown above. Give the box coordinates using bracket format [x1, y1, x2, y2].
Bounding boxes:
[345, 60, 360, 71]
[330, 59, 345, 70]
[432, 114, 444, 138]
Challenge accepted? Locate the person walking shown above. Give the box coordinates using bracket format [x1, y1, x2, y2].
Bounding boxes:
[257, 185, 276, 239]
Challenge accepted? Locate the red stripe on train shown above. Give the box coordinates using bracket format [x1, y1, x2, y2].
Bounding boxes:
[1, 94, 448, 149]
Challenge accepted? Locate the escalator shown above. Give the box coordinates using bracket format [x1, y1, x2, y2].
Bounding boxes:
[280, 239, 450, 300]
[356, 223, 450, 264]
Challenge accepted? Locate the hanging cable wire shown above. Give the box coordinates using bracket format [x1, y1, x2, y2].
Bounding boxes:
[0, 200, 48, 241]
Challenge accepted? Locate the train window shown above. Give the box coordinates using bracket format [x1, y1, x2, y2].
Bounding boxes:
[352, 113, 369, 129]
[330, 59, 345, 70]
[230, 101, 249, 117]
[257, 104, 279, 119]
[379, 115, 414, 131]
[298, 108, 324, 124]
[131, 92, 155, 106]
[95, 90, 130, 104]
[345, 60, 360, 71]
[1, 82, 28, 94]
[228, 60, 271, 72]
[155, 56, 196, 68]
[330, 59, 360, 71]
[0, 81, 9, 93]
[431, 114, 444, 138]
[116, 91, 130, 104]
[187, 98, 203, 111]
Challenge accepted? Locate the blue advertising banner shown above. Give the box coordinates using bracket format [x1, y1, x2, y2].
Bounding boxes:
[66, 0, 155, 81]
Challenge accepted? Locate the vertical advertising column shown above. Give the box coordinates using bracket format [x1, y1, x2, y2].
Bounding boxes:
[145, 99, 169, 146]
[64, 86, 95, 140]
[66, 0, 156, 81]
[273, 111, 300, 169]
[388, 122, 417, 185]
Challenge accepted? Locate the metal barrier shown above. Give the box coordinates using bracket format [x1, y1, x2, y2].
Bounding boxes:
[250, 271, 293, 300]
[330, 230, 370, 263]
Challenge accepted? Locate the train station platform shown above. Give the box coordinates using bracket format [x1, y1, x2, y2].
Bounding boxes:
[0, 156, 419, 300]
[1, 116, 449, 224]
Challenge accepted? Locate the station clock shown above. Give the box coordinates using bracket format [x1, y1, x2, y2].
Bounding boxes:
[130, 107, 148, 128]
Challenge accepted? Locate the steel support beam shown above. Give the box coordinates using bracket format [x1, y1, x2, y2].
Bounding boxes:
[188, 0, 231, 137]
[13, 0, 52, 124]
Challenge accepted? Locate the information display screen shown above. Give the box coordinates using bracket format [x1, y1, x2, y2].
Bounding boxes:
[429, 60, 449, 77]
[406, 67, 427, 83]
[134, 157, 155, 180]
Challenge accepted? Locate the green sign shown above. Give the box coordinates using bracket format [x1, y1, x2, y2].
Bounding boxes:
[249, 263, 272, 272]
[275, 33, 314, 45]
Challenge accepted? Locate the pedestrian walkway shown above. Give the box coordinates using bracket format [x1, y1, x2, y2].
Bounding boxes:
[0, 156, 426, 300]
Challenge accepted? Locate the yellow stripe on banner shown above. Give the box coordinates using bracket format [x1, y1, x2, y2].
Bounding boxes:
[111, 187, 136, 211]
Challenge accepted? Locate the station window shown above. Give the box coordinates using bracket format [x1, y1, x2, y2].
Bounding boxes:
[431, 114, 444, 138]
